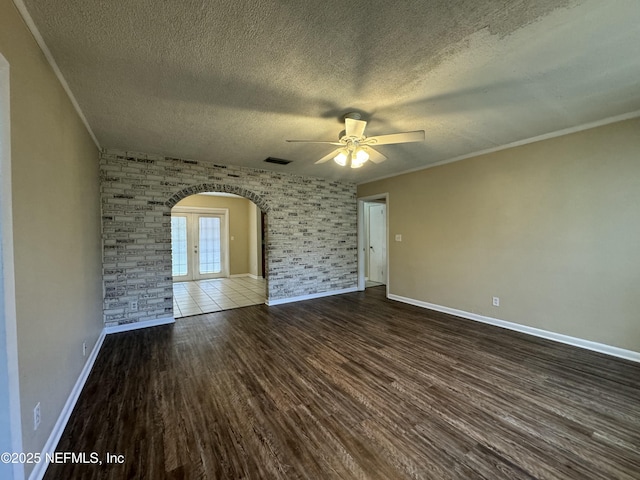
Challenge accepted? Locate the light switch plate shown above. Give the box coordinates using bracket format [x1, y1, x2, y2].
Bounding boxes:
[395, 234, 402, 242]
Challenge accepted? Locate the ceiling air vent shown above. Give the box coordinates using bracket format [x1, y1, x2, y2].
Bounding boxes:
[264, 157, 293, 165]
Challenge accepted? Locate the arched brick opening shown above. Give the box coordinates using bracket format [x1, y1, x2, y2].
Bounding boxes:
[166, 184, 270, 307]
[167, 183, 271, 213]
[100, 150, 357, 326]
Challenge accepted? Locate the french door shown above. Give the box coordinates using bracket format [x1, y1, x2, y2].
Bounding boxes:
[171, 209, 229, 281]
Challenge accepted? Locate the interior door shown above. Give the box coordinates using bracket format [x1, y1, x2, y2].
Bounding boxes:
[171, 211, 228, 281]
[368, 203, 386, 284]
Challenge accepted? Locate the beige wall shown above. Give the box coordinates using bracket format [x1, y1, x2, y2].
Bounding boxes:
[247, 202, 261, 277]
[174, 194, 259, 275]
[358, 118, 640, 352]
[0, 0, 103, 475]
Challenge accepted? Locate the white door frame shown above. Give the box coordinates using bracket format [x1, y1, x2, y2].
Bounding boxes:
[171, 206, 230, 280]
[1, 54, 25, 480]
[357, 193, 389, 296]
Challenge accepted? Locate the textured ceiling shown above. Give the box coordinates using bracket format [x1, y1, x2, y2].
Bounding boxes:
[21, 0, 640, 182]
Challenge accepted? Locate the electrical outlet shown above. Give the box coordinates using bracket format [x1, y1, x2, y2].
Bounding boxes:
[83, 341, 87, 357]
[34, 403, 41, 430]
[130, 300, 138, 312]
[492, 296, 500, 307]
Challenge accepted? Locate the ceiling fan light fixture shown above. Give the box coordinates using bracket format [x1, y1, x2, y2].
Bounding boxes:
[349, 147, 369, 168]
[355, 148, 369, 163]
[289, 112, 425, 169]
[333, 149, 348, 166]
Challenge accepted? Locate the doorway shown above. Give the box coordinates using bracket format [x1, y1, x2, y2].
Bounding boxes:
[358, 194, 389, 292]
[171, 209, 229, 281]
[170, 193, 266, 317]
[0, 53, 23, 480]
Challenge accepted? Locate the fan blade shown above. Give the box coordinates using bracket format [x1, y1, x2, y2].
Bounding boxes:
[286, 140, 343, 145]
[365, 130, 425, 145]
[345, 118, 367, 138]
[315, 149, 342, 164]
[365, 147, 387, 164]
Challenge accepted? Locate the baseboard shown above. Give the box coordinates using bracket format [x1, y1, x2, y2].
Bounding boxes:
[29, 330, 107, 480]
[30, 317, 175, 479]
[230, 273, 263, 280]
[105, 316, 175, 334]
[388, 294, 640, 364]
[266, 287, 358, 306]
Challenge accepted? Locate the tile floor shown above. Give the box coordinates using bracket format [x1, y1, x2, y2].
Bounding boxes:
[173, 276, 266, 318]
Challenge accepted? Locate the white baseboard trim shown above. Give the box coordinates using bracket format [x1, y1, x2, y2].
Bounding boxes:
[266, 287, 358, 306]
[230, 273, 263, 280]
[388, 294, 640, 363]
[30, 330, 107, 480]
[105, 316, 175, 335]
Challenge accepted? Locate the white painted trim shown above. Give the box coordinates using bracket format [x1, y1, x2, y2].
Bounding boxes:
[29, 331, 106, 480]
[29, 314, 179, 478]
[388, 294, 640, 363]
[266, 287, 358, 306]
[357, 200, 365, 291]
[229, 273, 265, 280]
[12, 1, 100, 149]
[359, 109, 640, 185]
[1, 53, 24, 480]
[104, 316, 175, 335]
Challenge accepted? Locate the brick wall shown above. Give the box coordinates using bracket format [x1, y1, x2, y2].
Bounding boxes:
[100, 150, 357, 326]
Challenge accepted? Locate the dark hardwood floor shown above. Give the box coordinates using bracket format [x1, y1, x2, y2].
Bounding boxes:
[45, 287, 640, 479]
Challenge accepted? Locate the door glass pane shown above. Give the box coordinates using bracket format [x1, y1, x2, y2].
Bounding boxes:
[171, 216, 188, 276]
[199, 217, 221, 274]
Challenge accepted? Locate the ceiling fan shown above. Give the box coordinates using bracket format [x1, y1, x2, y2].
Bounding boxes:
[286, 113, 425, 169]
